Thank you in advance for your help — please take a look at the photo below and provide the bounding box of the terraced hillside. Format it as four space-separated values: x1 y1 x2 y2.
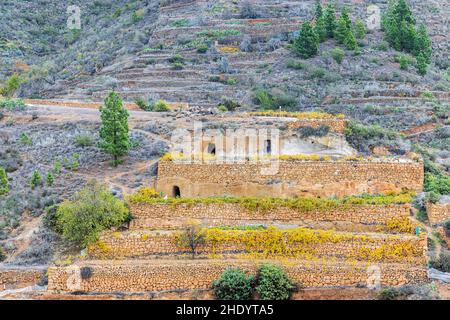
0 0 449 300
13 1 449 106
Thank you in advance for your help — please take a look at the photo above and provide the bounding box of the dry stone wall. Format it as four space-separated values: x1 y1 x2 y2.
156 161 424 198
287 118 348 133
90 230 426 265
47 259 428 293
427 203 450 225
129 203 412 229
0 268 44 290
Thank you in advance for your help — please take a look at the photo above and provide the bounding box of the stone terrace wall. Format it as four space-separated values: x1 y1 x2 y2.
129 203 412 229
91 230 426 265
0 268 45 290
427 203 450 225
156 161 424 198
48 259 428 293
287 118 348 134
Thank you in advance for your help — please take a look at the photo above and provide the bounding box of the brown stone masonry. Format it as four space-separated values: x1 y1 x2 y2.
156 161 424 198
287 118 348 134
90 230 426 266
0 268 45 290
129 203 412 229
47 259 428 293
427 203 450 225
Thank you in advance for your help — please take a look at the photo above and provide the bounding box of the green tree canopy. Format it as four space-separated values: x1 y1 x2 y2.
99 92 130 166
294 21 319 59
56 181 130 247
324 2 337 38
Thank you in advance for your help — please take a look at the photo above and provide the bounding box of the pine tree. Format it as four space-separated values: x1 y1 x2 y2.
315 16 327 42
340 7 352 30
383 0 416 52
324 2 337 38
30 171 42 190
99 92 130 166
294 22 319 59
414 24 432 64
0 167 9 196
344 30 358 50
392 0 415 25
335 16 349 44
315 0 323 20
354 19 366 39
46 172 54 187
416 53 428 76
335 8 355 48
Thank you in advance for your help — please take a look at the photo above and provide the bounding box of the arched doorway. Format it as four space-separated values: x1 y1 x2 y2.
207 143 216 155
172 186 181 198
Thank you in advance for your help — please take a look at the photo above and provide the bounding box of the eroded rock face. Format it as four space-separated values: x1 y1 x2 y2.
281 134 356 157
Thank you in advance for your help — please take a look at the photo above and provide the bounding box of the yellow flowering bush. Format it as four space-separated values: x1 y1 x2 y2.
218 46 239 53
126 187 161 203
127 192 414 210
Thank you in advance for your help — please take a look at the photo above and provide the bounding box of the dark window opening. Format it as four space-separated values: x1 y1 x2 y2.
264 140 272 154
207 143 216 155
173 186 181 198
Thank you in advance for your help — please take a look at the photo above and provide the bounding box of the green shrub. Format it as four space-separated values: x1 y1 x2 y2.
308 67 326 79
354 19 366 39
286 59 306 70
196 42 209 53
328 48 345 64
430 252 450 273
424 172 450 199
75 135 94 147
56 182 130 247
170 18 190 28
30 171 42 190
134 97 149 110
0 167 9 196
213 268 255 300
253 89 296 110
0 98 26 110
378 287 402 300
171 62 184 70
218 105 228 113
256 264 296 300
46 172 54 187
0 74 21 97
344 121 399 154
168 54 184 64
54 160 62 175
416 53 428 75
131 9 145 23
153 100 170 112
218 99 241 111
20 133 32 146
